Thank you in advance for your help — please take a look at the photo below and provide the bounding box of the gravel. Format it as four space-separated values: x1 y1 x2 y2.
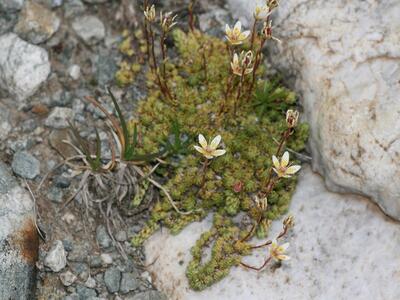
11 150 40 179
104 267 121 293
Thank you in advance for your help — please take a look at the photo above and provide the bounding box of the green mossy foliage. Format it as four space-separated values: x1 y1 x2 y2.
127 30 308 290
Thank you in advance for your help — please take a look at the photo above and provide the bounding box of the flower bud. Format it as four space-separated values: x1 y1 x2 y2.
283 215 295 228
144 5 156 22
286 110 299 128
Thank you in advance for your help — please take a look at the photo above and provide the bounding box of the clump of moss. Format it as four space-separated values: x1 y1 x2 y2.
123 28 308 290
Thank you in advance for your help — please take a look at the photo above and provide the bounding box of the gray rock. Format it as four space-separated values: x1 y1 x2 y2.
51 0 63 7
54 175 71 188
76 284 97 300
0 162 38 300
100 253 113 265
83 0 108 3
89 255 102 268
0 0 24 12
120 272 140 294
64 294 79 300
95 55 117 85
0 33 50 101
115 230 127 242
50 90 73 107
84 276 96 289
45 107 74 129
64 0 85 18
70 262 89 281
47 186 64 203
68 243 90 262
0 104 12 142
104 267 121 293
127 291 167 300
14 1 60 44
60 270 77 286
44 240 67 272
68 64 81 80
72 15 105 45
21 119 37 132
96 225 112 249
12 150 40 179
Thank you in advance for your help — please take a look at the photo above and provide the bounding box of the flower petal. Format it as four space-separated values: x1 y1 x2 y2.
241 30 251 39
234 21 242 31
198 134 207 148
281 151 290 167
194 145 206 154
277 254 290 261
280 242 290 251
272 155 280 169
286 165 301 175
225 24 230 33
212 149 226 157
210 135 222 150
272 167 280 176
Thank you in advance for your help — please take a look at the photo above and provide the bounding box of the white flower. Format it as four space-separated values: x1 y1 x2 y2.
231 51 253 76
272 151 301 178
269 239 290 261
225 21 250 45
194 134 226 159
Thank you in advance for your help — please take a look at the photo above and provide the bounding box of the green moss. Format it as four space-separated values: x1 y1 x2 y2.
122 30 308 290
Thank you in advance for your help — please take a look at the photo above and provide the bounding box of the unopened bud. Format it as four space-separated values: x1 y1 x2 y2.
286 110 299 128
283 215 295 228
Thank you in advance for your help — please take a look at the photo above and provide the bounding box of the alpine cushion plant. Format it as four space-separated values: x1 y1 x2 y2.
111 0 309 291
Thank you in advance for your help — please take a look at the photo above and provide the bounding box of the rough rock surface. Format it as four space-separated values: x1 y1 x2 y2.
14 1 61 44
0 162 38 300
144 166 400 300
72 15 105 45
227 0 400 220
0 33 50 101
44 240 67 272
0 0 25 12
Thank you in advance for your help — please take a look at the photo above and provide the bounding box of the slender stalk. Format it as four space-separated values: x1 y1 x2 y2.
201 44 208 84
188 0 197 32
250 226 288 249
200 159 210 189
148 24 174 103
233 57 248 116
160 31 167 79
249 18 258 51
240 256 272 271
246 37 266 102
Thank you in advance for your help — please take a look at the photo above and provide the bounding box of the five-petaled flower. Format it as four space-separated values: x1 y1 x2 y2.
272 151 301 178
194 134 226 159
269 239 290 261
231 51 254 76
225 21 250 45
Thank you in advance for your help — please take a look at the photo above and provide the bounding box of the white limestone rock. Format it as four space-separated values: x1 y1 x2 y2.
44 240 67 272
72 15 105 45
227 0 400 219
144 166 400 300
0 33 50 101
